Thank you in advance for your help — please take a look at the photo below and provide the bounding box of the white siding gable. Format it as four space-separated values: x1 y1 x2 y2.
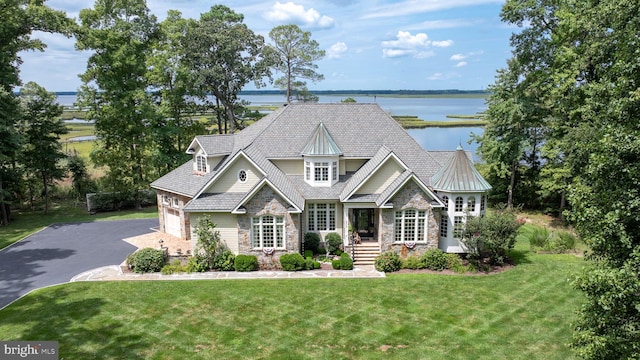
205 157 261 193
355 158 404 195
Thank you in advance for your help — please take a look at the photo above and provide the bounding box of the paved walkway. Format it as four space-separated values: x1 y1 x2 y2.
71 265 385 281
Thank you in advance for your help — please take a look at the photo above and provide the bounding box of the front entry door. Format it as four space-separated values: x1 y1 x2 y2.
353 209 375 239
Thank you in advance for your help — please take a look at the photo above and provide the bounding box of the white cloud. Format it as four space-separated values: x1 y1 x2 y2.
406 18 480 30
381 31 452 58
454 61 468 67
432 40 454 47
327 42 348 59
450 54 467 61
427 72 444 80
265 2 335 28
427 72 461 81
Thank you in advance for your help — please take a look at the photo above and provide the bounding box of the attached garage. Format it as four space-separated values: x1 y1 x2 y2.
164 207 181 238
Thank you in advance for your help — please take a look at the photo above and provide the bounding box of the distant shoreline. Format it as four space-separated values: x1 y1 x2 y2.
52 89 489 98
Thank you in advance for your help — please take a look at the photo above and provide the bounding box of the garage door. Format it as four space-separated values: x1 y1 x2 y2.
165 208 181 238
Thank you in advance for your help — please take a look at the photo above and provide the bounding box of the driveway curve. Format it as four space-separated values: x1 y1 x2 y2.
0 218 158 309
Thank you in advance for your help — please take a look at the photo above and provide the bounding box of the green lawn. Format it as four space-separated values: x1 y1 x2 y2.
0 204 158 250
0 237 584 359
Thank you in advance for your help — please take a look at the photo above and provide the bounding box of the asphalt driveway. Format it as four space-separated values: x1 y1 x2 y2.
0 218 158 310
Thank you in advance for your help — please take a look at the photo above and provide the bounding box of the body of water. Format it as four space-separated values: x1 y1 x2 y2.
56 93 486 158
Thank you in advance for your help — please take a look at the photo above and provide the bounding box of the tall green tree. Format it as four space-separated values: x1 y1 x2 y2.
183 5 273 134
148 10 205 174
0 0 71 224
18 82 67 214
268 24 325 104
75 0 159 208
498 0 640 358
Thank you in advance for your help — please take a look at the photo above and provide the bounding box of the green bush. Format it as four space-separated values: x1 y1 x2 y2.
186 255 209 273
213 250 235 271
549 230 577 253
280 253 307 271
304 232 321 254
234 254 258 272
421 248 448 271
462 209 523 266
127 248 166 273
304 250 314 259
402 255 424 270
332 253 353 270
325 232 343 254
305 257 315 270
161 259 187 275
374 251 402 272
444 253 466 273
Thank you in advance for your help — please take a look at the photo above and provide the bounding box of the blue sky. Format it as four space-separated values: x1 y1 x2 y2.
19 0 513 92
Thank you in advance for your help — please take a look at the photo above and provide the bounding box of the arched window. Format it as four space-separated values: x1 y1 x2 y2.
455 197 464 212
467 196 476 211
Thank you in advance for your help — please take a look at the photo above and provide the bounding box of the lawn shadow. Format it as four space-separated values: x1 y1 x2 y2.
0 285 149 359
509 248 532 265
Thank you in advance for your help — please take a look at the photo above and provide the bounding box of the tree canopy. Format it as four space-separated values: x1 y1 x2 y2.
268 24 325 103
486 0 640 357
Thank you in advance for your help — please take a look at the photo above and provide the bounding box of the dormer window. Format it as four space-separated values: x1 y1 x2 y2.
196 155 207 173
304 157 339 187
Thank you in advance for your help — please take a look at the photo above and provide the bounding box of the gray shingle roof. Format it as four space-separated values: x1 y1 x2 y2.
183 193 246 212
431 146 492 192
152 104 490 209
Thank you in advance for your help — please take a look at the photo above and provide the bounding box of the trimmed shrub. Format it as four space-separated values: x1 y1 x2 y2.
374 251 401 272
325 232 343 254
421 248 448 271
127 248 166 273
234 255 258 272
304 232 321 254
304 250 314 259
280 253 307 271
331 253 353 270
462 208 523 266
213 250 236 271
305 257 315 270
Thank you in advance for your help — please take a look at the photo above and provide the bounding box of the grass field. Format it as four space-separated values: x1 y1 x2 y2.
0 225 585 359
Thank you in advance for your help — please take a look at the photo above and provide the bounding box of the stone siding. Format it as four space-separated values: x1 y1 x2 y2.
379 181 439 258
237 186 301 261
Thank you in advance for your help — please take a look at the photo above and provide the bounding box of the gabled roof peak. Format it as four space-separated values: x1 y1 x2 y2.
300 122 343 156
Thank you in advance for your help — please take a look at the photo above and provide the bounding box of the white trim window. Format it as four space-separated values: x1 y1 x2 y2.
439 215 448 238
467 196 476 212
394 209 428 242
442 196 449 211
238 169 247 183
455 197 464 212
196 155 207 173
332 161 338 181
480 196 486 211
453 216 464 238
307 203 336 231
251 215 285 249
314 162 329 182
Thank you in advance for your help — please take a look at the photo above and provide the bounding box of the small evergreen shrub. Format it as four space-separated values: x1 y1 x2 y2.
325 232 343 254
402 255 424 269
213 250 236 271
186 254 209 273
234 255 258 272
127 248 166 273
374 251 401 272
305 257 315 270
421 248 448 271
304 250 314 259
304 232 321 254
280 253 307 271
339 253 353 270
